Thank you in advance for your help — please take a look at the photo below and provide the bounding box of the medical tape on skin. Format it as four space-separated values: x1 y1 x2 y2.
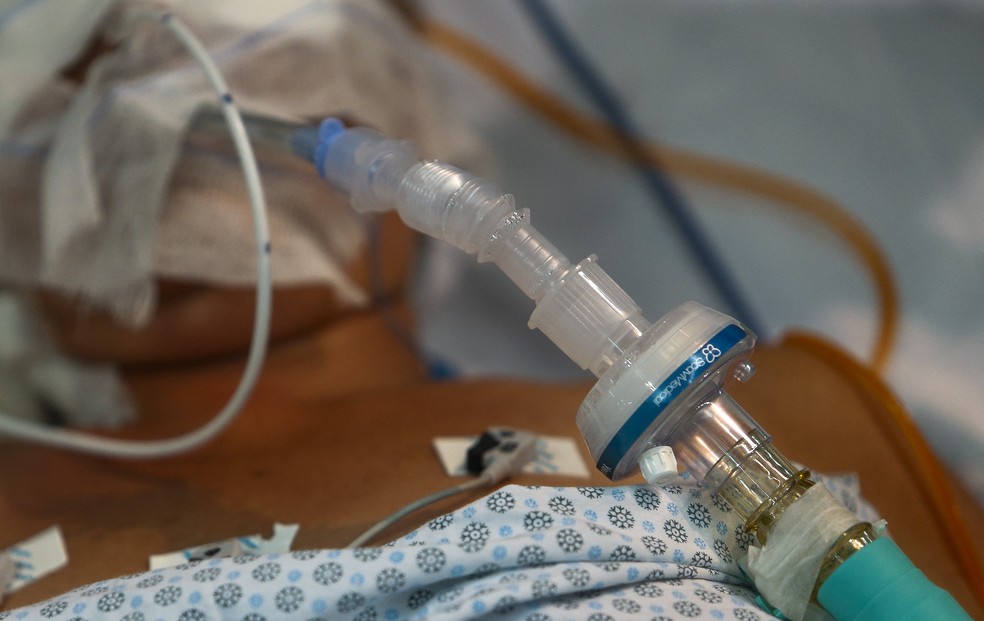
745 484 860 621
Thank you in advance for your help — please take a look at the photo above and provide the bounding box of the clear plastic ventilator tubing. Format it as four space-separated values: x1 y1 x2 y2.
305 118 652 377
304 118 796 512
306 119 971 621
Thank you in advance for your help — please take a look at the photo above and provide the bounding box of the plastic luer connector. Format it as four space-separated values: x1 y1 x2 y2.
310 119 646 377
528 256 651 375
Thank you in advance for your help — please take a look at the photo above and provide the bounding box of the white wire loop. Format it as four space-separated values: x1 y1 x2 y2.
0 11 273 458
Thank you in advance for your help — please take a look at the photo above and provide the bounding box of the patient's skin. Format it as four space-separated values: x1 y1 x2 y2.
35 211 417 366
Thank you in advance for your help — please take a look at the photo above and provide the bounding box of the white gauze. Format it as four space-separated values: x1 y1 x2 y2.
1 0 462 326
745 483 860 621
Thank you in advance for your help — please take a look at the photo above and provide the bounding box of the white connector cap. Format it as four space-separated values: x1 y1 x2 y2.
314 120 417 214
639 446 677 485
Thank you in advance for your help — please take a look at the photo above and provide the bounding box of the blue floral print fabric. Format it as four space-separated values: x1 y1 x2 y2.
4 475 876 620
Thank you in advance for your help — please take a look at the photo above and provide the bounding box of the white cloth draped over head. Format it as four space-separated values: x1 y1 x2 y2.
0 0 461 325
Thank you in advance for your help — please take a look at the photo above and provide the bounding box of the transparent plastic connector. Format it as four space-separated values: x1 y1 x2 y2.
313 120 417 214
311 120 651 375
529 256 652 375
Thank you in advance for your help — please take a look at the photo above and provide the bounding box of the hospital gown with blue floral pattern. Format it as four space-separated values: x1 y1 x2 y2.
3 474 876 620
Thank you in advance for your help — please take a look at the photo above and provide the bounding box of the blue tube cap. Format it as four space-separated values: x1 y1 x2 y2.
817 537 971 621
313 117 346 182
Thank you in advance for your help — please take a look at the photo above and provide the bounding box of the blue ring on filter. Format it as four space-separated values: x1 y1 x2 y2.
596 324 748 479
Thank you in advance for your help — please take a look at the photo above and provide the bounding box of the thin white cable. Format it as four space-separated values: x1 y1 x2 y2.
346 428 539 548
0 11 272 458
347 475 493 549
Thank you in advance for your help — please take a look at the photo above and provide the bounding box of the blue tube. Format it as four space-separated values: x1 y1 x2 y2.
817 537 971 620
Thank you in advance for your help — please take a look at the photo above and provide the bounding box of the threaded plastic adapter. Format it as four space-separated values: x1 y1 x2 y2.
817 537 971 620
310 119 652 374
529 256 650 376
312 119 417 214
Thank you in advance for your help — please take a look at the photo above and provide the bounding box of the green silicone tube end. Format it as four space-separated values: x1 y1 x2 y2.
817 537 971 621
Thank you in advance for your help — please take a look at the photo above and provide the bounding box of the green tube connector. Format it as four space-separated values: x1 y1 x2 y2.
817 537 971 620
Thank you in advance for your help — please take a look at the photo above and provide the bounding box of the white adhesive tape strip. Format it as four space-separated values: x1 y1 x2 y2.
2 526 68 594
746 484 859 621
432 435 590 477
148 523 299 570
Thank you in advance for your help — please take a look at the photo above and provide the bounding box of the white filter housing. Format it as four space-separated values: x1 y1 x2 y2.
577 302 756 481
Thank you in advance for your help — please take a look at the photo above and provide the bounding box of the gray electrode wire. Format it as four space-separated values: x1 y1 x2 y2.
347 476 491 549
347 429 539 548
0 11 273 458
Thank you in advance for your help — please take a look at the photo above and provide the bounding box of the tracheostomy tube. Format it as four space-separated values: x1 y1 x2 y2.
299 118 970 621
